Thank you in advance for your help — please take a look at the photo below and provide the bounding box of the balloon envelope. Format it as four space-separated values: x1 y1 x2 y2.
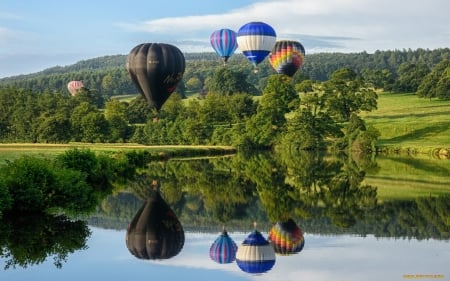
210 29 238 63
209 230 237 264
236 230 275 274
268 218 305 255
67 80 84 96
126 190 184 260
126 43 186 111
237 22 277 67
269 40 306 77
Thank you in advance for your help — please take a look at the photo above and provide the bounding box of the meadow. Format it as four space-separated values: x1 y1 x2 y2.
362 92 450 154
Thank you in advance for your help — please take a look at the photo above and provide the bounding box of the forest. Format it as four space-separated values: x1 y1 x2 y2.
0 48 449 151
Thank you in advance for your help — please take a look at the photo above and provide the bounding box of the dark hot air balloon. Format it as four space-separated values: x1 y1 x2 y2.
268 218 305 255
126 43 185 111
126 187 184 260
236 226 276 274
237 22 277 69
210 29 238 64
67 80 84 96
209 229 237 264
269 40 305 77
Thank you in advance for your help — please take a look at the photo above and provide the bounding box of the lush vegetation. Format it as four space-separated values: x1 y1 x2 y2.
0 148 151 217
0 48 449 153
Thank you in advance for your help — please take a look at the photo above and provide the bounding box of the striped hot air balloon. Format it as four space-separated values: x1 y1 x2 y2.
67 80 84 96
268 218 305 255
236 229 276 274
237 21 277 68
210 29 238 64
209 229 237 264
269 40 306 77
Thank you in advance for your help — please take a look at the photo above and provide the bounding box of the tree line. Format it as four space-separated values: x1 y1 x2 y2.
0 48 449 151
1 48 449 97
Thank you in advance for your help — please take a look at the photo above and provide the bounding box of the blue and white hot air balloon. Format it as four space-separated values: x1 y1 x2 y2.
236 21 277 69
236 229 276 274
209 229 237 264
210 29 238 64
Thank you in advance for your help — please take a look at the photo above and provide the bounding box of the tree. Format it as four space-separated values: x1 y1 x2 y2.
206 67 258 95
105 100 129 142
417 60 450 99
393 62 430 92
245 75 298 148
36 112 71 143
323 68 378 122
80 112 109 143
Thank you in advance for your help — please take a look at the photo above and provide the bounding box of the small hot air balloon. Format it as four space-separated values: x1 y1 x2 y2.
236 227 276 274
269 40 306 77
67 80 84 96
125 187 184 260
209 229 237 264
126 43 186 111
210 29 238 64
268 218 305 255
237 21 277 69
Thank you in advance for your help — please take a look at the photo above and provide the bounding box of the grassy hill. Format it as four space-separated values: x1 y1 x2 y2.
362 92 450 154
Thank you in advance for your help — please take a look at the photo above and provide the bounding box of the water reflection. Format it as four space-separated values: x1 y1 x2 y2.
2 150 449 279
0 213 90 269
125 180 184 260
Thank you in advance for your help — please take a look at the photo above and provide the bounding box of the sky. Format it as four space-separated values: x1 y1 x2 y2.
2 228 449 281
1 0 449 78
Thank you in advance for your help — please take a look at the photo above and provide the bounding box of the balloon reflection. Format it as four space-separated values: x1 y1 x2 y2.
268 218 305 256
126 181 184 260
209 228 237 264
236 224 276 274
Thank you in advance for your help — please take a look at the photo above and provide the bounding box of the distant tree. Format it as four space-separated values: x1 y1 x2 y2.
206 67 258 95
417 59 450 99
393 62 430 92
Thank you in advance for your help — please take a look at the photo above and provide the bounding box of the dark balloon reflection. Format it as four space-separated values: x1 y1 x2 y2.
125 182 184 260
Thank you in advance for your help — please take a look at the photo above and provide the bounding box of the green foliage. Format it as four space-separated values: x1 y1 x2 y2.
206 67 258 95
0 213 91 269
417 59 450 100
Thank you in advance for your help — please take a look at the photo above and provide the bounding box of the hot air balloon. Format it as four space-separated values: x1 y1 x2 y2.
268 218 305 255
126 43 186 111
269 40 306 77
237 21 277 69
236 227 276 274
209 229 237 264
125 187 184 260
67 80 84 96
210 29 238 64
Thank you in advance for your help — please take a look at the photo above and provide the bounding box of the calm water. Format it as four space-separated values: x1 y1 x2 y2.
1 152 449 280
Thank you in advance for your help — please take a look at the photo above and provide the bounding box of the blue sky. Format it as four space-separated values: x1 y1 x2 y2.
1 0 449 78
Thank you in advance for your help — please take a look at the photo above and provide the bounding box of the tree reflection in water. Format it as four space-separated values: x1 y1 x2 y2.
0 213 91 269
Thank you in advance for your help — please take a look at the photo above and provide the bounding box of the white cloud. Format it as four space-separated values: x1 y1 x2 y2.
118 0 450 53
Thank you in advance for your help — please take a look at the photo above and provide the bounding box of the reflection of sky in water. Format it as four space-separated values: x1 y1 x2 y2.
2 227 449 281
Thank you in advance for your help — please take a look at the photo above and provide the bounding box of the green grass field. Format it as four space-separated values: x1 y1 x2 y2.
362 92 450 153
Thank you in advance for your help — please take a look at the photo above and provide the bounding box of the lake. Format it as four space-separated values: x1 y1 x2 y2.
1 151 449 280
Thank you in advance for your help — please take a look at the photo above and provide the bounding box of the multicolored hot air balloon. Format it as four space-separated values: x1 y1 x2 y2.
268 218 305 255
125 188 184 260
67 80 84 96
210 29 238 64
209 229 237 264
237 21 277 69
126 43 186 111
236 228 276 274
269 40 306 77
